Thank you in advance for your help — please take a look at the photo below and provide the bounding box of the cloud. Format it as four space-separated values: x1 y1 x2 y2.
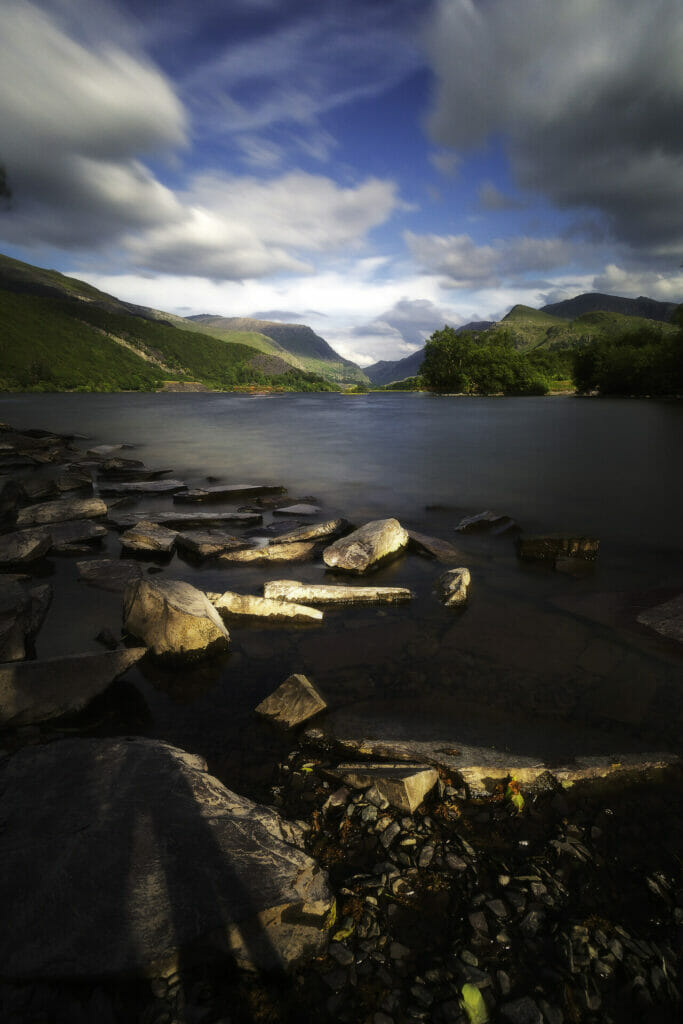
355 298 463 347
0 0 186 248
425 0 683 253
405 231 587 288
592 264 683 303
478 182 524 212
125 172 402 278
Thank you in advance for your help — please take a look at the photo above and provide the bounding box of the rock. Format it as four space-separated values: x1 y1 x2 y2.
174 483 285 503
273 503 322 516
263 580 414 605
328 763 438 814
44 519 108 550
437 567 471 606
219 542 316 565
408 530 463 564
273 519 349 544
123 578 230 659
516 535 600 561
87 443 134 457
0 579 52 661
99 480 187 496
500 997 543 1024
455 510 518 533
56 466 93 492
0 737 332 977
255 674 327 727
0 478 22 520
108 510 262 530
175 530 252 558
78 558 144 592
0 647 145 727
0 528 51 566
16 496 108 526
211 591 323 623
98 467 173 482
323 518 409 574
120 520 178 555
637 594 683 643
19 476 57 502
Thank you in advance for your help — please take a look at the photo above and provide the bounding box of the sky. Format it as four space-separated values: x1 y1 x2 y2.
1 0 682 367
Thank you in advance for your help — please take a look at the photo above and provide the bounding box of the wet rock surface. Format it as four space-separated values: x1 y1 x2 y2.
219 541 317 564
255 673 328 728
123 578 230 659
264 580 414 605
438 567 471 606
211 590 323 623
16 495 108 526
323 518 409 574
119 519 179 555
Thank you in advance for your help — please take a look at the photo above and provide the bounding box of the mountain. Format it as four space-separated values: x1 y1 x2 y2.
541 292 678 323
0 254 337 392
364 321 494 385
187 315 368 386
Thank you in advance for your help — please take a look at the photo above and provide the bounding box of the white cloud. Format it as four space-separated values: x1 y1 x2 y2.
425 0 683 252
592 265 683 303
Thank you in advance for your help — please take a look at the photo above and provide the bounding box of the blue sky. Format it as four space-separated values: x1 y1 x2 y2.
1 0 681 365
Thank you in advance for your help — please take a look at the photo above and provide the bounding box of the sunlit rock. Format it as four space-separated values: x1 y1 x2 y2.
328 762 438 814
437 567 471 606
123 578 230 659
255 673 327 727
120 520 178 555
273 518 348 544
0 737 333 977
322 517 408 573
16 496 107 527
219 542 316 565
263 580 413 605
211 591 322 623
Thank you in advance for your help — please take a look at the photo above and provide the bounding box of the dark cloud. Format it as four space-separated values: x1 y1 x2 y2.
425 0 683 254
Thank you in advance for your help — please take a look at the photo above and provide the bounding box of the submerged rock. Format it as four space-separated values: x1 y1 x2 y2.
637 593 683 643
274 503 322 516
0 647 145 727
455 510 518 533
408 530 463 564
45 518 108 551
16 496 107 527
174 483 285 503
438 567 471 606
77 558 144 593
123 578 230 659
328 762 438 814
0 737 333 977
119 520 178 555
517 535 600 561
219 542 316 565
255 673 327 728
99 479 187 497
322 518 409 574
0 528 51 567
263 580 414 605
211 591 323 623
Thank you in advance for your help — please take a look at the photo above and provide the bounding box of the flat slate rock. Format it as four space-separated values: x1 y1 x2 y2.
455 510 518 533
323 517 409 573
219 542 316 565
55 467 93 492
263 580 414 605
98 479 187 496
0 528 51 567
637 593 683 643
176 530 253 558
0 647 145 728
408 530 463 564
517 535 600 561
77 558 144 593
437 567 471 606
97 467 174 483
108 510 262 530
273 503 322 516
120 520 178 555
211 591 322 623
16 496 108 527
273 518 348 544
306 697 678 796
255 673 327 727
123 578 230 659
0 737 333 978
44 519 108 549
174 483 285 503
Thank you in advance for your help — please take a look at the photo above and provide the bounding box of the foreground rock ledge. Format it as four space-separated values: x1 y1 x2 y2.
0 647 145 727
123 578 230 658
323 518 409 574
0 737 333 979
264 580 414 605
210 591 323 623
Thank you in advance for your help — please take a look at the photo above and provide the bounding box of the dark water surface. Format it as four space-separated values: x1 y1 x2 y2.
2 392 682 795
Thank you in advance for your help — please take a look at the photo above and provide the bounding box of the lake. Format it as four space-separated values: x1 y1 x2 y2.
2 391 682 796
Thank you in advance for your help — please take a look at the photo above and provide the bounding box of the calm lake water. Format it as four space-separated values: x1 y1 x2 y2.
2 392 682 795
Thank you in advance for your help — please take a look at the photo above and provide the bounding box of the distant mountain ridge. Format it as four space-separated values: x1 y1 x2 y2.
541 292 678 322
364 320 494 385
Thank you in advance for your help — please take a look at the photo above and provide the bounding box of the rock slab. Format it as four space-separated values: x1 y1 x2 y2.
123 578 230 658
0 737 333 978
438 567 471 606
517 535 600 561
322 518 409 573
0 647 145 727
329 762 439 813
0 528 51 566
120 520 178 555
211 591 323 623
219 542 316 565
255 673 327 728
17 496 107 527
263 580 414 605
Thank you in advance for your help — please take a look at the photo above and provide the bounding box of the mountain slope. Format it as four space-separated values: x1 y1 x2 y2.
541 292 677 323
0 254 336 392
188 315 368 385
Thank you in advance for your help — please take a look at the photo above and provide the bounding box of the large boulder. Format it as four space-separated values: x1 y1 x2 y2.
0 737 333 978
322 518 409 573
123 578 230 658
0 647 145 727
0 579 52 661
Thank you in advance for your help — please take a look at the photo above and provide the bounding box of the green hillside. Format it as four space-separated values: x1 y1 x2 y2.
496 305 678 352
0 255 338 392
